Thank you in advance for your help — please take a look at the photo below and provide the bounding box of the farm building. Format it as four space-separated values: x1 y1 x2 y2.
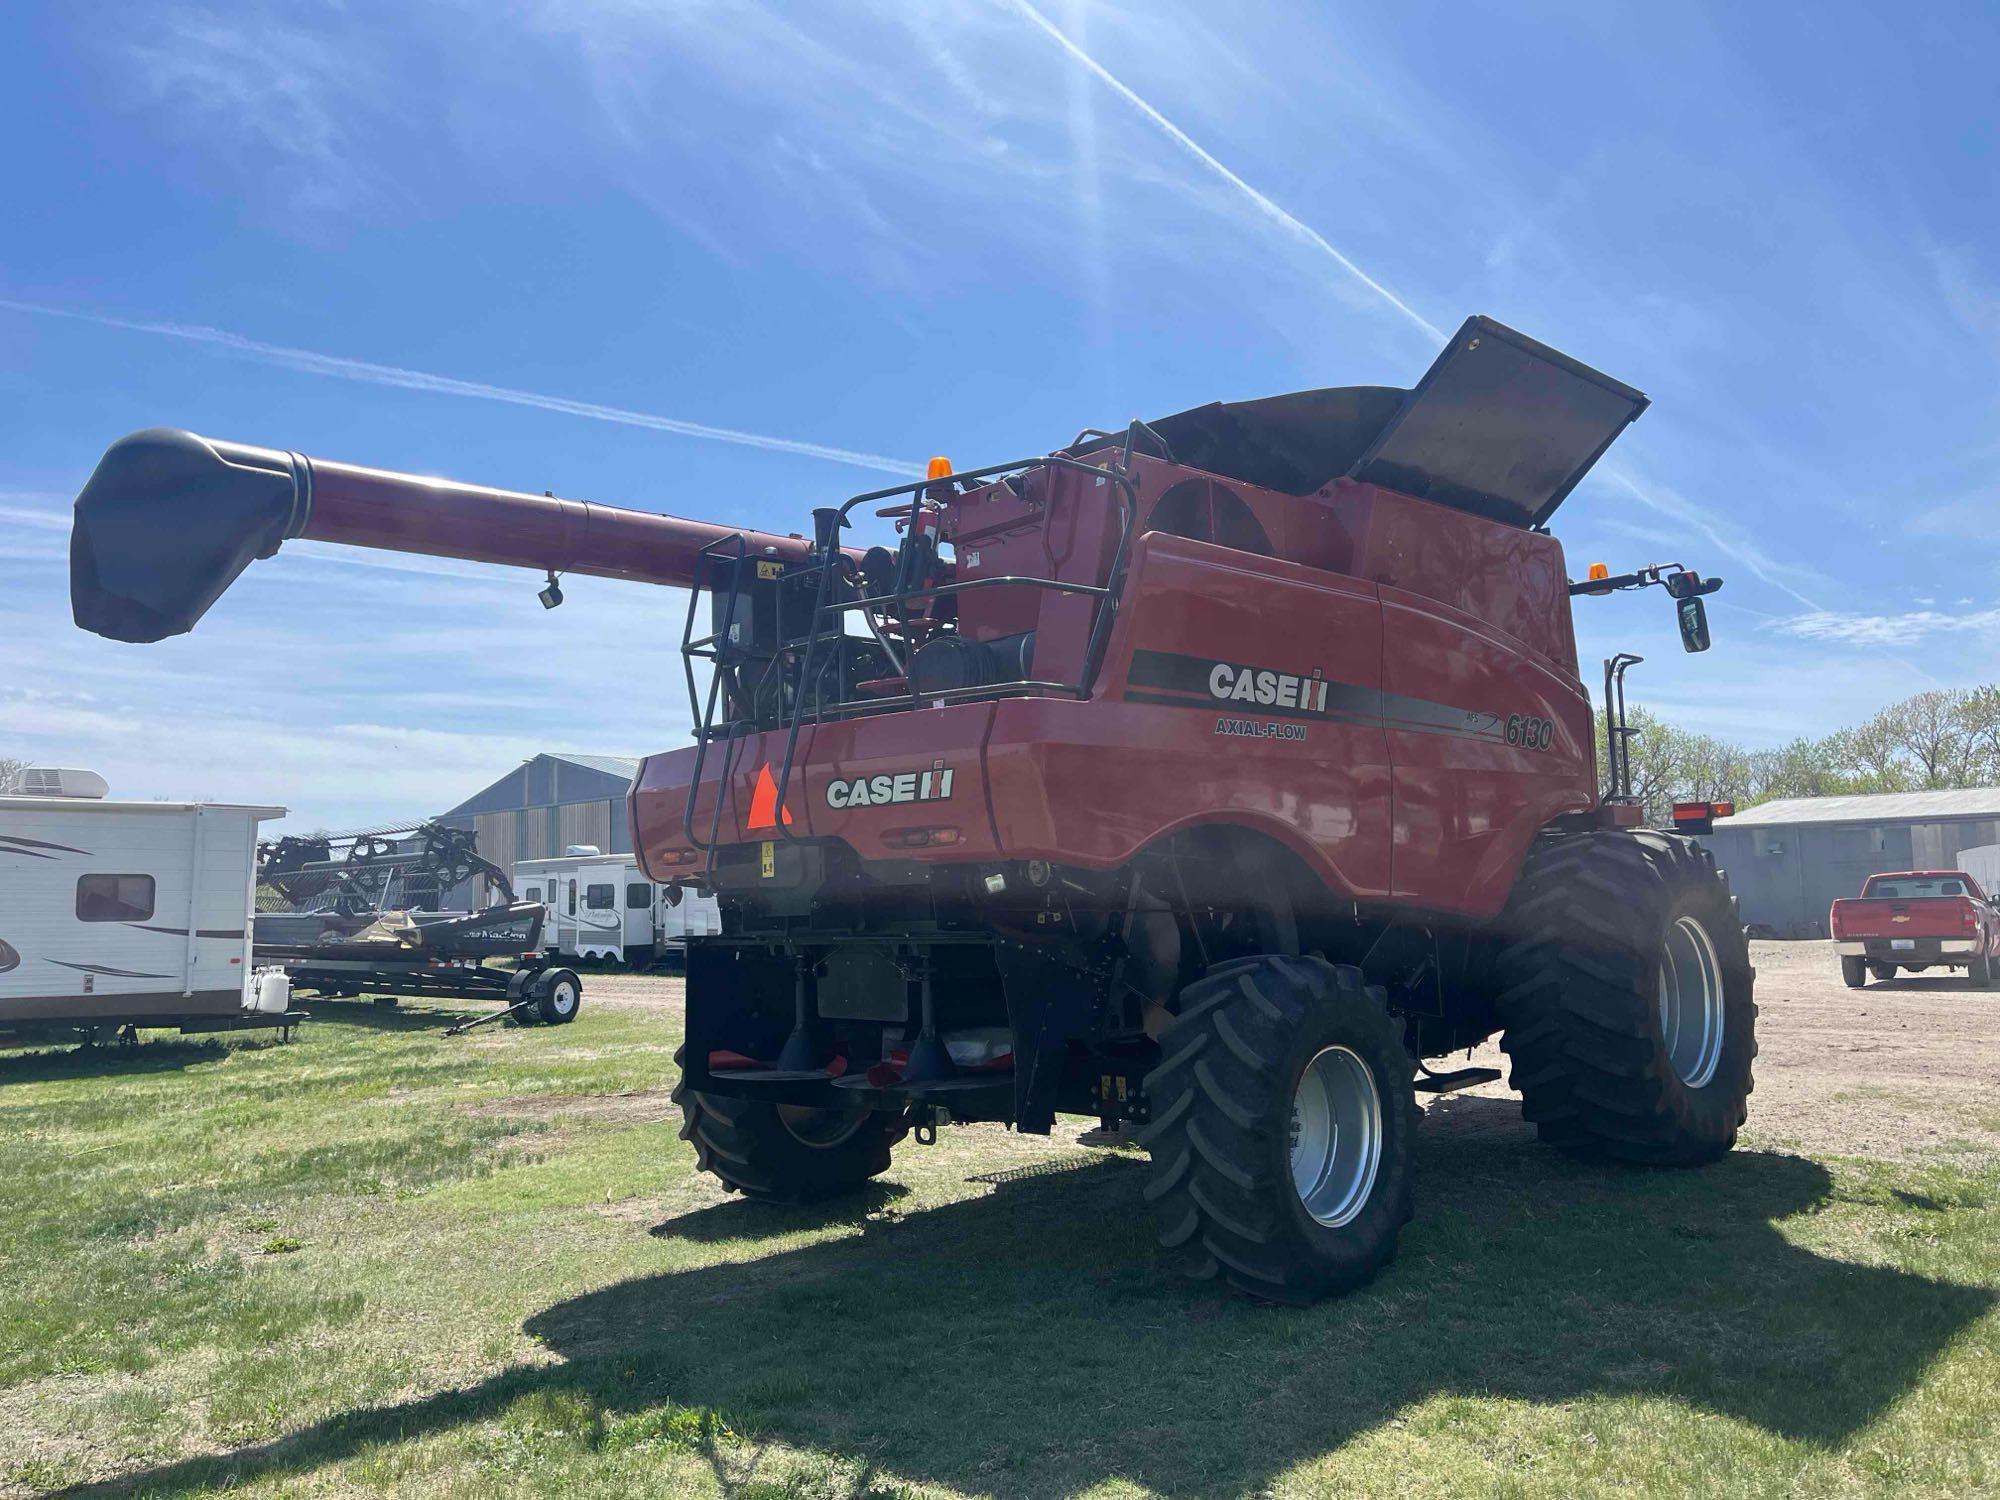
434 752 640 906
1703 789 2000 938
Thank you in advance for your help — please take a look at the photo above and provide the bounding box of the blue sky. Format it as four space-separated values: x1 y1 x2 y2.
2 0 1996 832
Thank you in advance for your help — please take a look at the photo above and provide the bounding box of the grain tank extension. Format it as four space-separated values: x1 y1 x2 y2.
69 316 1754 1302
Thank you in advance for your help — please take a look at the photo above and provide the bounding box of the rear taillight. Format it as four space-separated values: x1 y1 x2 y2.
1672 800 1733 835
1962 899 1979 934
881 825 963 849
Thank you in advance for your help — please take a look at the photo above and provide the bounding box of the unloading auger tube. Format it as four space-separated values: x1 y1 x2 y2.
69 427 848 642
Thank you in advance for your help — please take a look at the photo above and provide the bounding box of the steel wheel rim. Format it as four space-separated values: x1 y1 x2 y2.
550 981 578 1016
1289 1045 1383 1228
776 1104 868 1149
1659 914 1724 1088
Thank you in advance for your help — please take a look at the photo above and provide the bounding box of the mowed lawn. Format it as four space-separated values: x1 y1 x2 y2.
4 983 1999 1498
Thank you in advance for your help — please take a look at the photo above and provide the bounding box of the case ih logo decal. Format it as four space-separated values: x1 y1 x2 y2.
1206 661 1332 713
1125 649 1522 747
826 762 956 810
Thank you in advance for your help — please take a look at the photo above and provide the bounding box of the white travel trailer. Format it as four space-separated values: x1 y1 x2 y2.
0 769 295 1042
514 847 721 965
1961 844 2000 900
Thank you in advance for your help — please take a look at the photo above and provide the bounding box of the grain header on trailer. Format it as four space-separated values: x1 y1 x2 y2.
68 316 1754 1301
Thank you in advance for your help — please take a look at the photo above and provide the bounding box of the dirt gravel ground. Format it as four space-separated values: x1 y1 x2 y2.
585 938 2000 1164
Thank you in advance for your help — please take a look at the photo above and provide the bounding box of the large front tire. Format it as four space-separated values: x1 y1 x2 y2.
1495 831 1756 1166
672 1047 904 1202
1142 956 1416 1304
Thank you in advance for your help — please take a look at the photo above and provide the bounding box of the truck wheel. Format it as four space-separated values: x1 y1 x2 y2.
1140 956 1416 1304
1841 955 1867 988
1969 954 1995 989
672 1046 905 1202
1495 832 1756 1166
534 969 582 1025
1868 961 1898 983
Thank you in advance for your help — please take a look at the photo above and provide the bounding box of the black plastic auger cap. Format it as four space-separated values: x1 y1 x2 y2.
70 428 303 642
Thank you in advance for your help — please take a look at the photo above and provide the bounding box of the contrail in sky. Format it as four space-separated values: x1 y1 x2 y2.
999 2 1825 610
0 299 921 477
998 0 1445 344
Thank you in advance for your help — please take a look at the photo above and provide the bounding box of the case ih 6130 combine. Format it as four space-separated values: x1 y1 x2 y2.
70 316 1753 1302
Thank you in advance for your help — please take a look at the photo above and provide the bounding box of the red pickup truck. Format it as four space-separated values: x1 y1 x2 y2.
1831 871 1999 988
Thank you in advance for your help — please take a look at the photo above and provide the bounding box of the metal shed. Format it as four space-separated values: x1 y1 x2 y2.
1701 789 2000 938
433 753 641 907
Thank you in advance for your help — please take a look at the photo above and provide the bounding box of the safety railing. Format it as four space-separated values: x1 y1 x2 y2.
679 429 1150 857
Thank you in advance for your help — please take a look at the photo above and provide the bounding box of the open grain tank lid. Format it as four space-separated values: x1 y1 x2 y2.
1136 315 1649 529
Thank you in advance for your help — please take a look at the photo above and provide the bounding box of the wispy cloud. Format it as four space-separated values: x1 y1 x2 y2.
121 5 372 214
1596 466 1825 611
1929 244 2000 353
0 300 920 476
0 495 71 531
1775 606 2000 647
1909 494 2000 544
995 1 1827 613
998 0 1445 344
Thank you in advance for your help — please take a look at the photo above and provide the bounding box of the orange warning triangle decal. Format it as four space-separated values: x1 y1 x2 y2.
746 763 794 830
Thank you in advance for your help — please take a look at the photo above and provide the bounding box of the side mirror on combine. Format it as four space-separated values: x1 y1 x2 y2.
1570 561 1723 653
1677 594 1712 653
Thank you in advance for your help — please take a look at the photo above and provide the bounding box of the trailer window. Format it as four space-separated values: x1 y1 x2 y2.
586 883 616 909
523 883 542 902
76 874 155 922
567 880 577 915
626 883 652 910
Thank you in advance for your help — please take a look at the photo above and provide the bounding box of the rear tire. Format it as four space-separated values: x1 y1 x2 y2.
1495 831 1756 1166
1841 955 1867 988
1868 961 1898 983
673 1046 905 1202
1141 956 1416 1304
1969 953 1995 989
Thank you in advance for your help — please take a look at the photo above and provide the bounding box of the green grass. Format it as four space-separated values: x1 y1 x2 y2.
2 996 1998 1498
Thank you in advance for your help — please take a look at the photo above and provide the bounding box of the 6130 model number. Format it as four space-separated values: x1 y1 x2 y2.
1506 713 1555 751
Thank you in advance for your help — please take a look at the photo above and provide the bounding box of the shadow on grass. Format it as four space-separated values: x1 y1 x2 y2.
59 1095 1998 1498
646 1182 915 1245
0 1036 233 1085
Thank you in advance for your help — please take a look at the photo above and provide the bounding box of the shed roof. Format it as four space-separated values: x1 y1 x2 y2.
436 752 642 821
1714 788 2000 828
548 753 641 779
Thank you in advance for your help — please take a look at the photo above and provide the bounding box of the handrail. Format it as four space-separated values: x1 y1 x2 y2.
681 533 749 860
678 430 1147 857
769 446 1141 841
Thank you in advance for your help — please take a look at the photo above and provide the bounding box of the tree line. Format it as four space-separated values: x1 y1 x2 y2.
1604 685 2000 825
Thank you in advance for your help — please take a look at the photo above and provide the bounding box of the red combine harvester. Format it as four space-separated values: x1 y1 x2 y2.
69 316 1753 1302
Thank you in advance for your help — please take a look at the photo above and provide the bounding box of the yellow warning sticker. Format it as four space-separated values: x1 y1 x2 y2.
760 841 776 879
756 559 784 580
